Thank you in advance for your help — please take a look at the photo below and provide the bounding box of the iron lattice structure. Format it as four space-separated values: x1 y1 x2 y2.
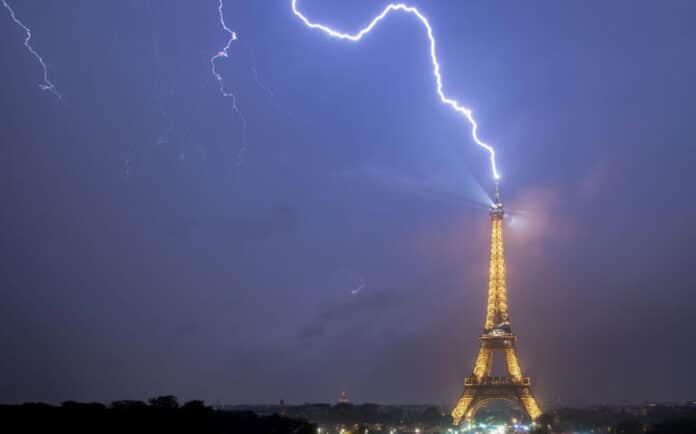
451 189 541 425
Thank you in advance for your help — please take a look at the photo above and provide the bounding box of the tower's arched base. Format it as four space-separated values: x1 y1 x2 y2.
451 378 541 425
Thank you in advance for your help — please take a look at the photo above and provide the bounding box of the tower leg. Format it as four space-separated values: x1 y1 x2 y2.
518 388 542 420
504 347 523 381
472 347 493 380
451 391 476 425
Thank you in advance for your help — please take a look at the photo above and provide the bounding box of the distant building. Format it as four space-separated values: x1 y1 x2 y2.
338 392 350 404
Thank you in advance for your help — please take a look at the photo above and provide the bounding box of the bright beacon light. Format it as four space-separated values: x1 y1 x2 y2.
291 0 500 179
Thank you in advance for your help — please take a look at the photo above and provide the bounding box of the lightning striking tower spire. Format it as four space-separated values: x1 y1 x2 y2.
291 0 500 180
2 0 61 99
450 189 542 424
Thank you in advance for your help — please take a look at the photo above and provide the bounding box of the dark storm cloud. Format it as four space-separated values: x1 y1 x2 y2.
157 207 298 243
298 288 403 340
335 161 492 205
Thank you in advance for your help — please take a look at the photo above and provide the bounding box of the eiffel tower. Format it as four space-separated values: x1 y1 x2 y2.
451 184 541 425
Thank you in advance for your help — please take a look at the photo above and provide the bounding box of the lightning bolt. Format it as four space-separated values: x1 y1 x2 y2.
2 0 61 99
250 66 275 99
210 0 248 166
350 279 366 296
291 0 500 179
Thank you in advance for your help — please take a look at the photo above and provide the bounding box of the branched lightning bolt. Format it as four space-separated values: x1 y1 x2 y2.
250 66 275 99
2 0 61 99
211 0 248 166
291 0 500 179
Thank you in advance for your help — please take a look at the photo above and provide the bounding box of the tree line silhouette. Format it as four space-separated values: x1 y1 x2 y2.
0 396 315 434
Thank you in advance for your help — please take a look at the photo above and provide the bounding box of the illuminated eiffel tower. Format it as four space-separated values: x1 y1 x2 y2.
451 184 542 425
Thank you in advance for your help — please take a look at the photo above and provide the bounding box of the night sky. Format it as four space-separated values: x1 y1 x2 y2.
1 0 695 408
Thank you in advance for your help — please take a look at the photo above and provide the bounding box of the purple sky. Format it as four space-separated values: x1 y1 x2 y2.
1 0 695 407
